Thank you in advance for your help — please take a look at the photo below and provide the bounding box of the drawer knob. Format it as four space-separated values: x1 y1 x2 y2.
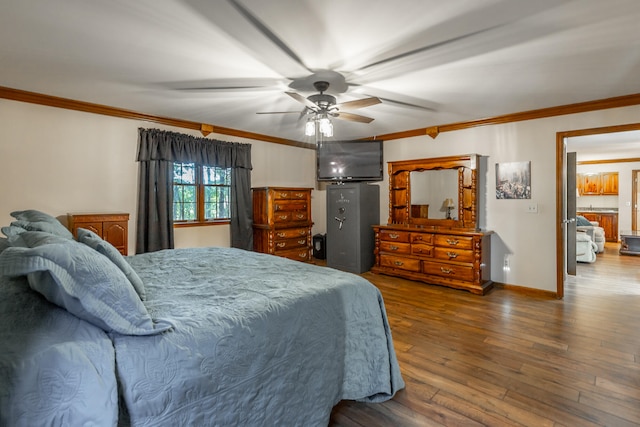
446 238 460 245
447 252 458 258
389 233 400 239
394 260 404 266
440 267 454 274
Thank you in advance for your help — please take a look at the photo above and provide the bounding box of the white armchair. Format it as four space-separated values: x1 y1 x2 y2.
576 221 605 253
576 231 597 263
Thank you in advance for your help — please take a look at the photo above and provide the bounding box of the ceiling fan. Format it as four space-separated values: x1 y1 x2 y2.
257 80 381 124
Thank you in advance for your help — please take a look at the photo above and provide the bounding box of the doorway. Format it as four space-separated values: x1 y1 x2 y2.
556 124 640 298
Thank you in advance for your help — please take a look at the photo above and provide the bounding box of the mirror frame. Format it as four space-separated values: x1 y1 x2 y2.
387 154 479 230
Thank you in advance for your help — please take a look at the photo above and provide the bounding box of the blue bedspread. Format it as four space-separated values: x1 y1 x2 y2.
0 276 118 426
0 246 403 426
118 247 404 426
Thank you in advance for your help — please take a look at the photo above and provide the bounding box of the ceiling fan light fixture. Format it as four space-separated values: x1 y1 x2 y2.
319 116 333 137
305 118 316 136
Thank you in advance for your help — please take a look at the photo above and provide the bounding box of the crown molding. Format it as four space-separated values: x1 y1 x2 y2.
0 86 308 148
3 85 640 148
374 93 640 141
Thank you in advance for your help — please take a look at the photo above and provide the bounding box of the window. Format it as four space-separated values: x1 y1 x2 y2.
173 162 231 225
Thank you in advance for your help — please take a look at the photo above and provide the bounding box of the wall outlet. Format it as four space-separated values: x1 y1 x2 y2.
527 203 538 213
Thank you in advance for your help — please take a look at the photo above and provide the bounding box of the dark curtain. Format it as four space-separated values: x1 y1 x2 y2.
136 128 253 254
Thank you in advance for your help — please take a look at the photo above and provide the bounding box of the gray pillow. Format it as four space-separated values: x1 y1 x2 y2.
0 240 172 336
576 215 593 227
76 228 146 300
0 238 8 254
1 225 27 238
11 219 73 239
11 209 62 223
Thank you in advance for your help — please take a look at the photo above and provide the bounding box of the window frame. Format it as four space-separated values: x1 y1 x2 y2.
173 162 231 227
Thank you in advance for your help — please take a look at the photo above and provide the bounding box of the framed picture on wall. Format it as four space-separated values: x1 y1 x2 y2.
495 161 531 199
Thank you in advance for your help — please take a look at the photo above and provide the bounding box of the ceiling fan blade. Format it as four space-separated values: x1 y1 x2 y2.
334 112 374 124
227 0 311 73
351 85 440 112
335 97 381 110
256 111 303 115
285 91 318 110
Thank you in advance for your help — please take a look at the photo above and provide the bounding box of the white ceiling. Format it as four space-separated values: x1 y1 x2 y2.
1 0 640 144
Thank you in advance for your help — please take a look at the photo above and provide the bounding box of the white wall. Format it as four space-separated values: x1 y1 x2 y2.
2 97 639 292
0 99 316 254
383 105 640 292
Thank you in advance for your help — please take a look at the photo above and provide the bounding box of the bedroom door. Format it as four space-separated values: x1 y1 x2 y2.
566 151 577 276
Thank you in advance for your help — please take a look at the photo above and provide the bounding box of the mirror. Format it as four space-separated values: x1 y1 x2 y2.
410 170 458 220
387 154 479 229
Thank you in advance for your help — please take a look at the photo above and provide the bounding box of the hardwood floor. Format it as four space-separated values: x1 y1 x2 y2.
329 243 640 426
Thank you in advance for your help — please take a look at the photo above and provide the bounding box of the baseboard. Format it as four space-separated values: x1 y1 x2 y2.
492 282 559 299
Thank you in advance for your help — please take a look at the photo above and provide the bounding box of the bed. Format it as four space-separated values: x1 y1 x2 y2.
0 210 404 426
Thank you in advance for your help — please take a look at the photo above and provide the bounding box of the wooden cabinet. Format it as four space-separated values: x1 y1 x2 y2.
577 172 618 195
600 172 618 195
372 225 492 295
252 187 313 262
67 213 129 255
577 211 618 242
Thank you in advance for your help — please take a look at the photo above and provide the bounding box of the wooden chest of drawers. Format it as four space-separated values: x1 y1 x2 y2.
252 187 313 262
67 212 129 255
372 225 492 295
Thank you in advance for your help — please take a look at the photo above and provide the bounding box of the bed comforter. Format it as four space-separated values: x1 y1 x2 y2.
1 247 403 426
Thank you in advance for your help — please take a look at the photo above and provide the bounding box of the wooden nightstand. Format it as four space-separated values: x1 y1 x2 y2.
67 213 129 255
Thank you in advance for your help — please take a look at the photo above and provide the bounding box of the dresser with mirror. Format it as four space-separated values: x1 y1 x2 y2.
372 154 493 295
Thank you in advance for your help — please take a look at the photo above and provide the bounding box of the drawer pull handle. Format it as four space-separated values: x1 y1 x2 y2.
299 252 307 258
389 233 400 239
276 232 286 238
440 267 454 274
447 252 458 258
298 230 306 236
298 239 306 245
279 192 288 198
294 193 305 198
278 215 288 220
390 245 399 251
295 214 305 219
394 261 404 266
446 239 460 245
277 242 286 248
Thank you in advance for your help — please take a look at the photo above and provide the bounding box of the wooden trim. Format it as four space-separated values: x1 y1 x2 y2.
3 84 640 148
492 282 559 299
0 85 309 148
556 121 640 299
375 93 640 141
555 133 565 299
577 157 640 165
173 220 230 228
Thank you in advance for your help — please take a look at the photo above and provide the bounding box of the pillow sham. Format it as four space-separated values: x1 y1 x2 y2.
11 209 62 224
1 225 27 238
0 241 172 336
576 215 593 227
0 238 8 254
76 228 146 300
10 219 73 239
